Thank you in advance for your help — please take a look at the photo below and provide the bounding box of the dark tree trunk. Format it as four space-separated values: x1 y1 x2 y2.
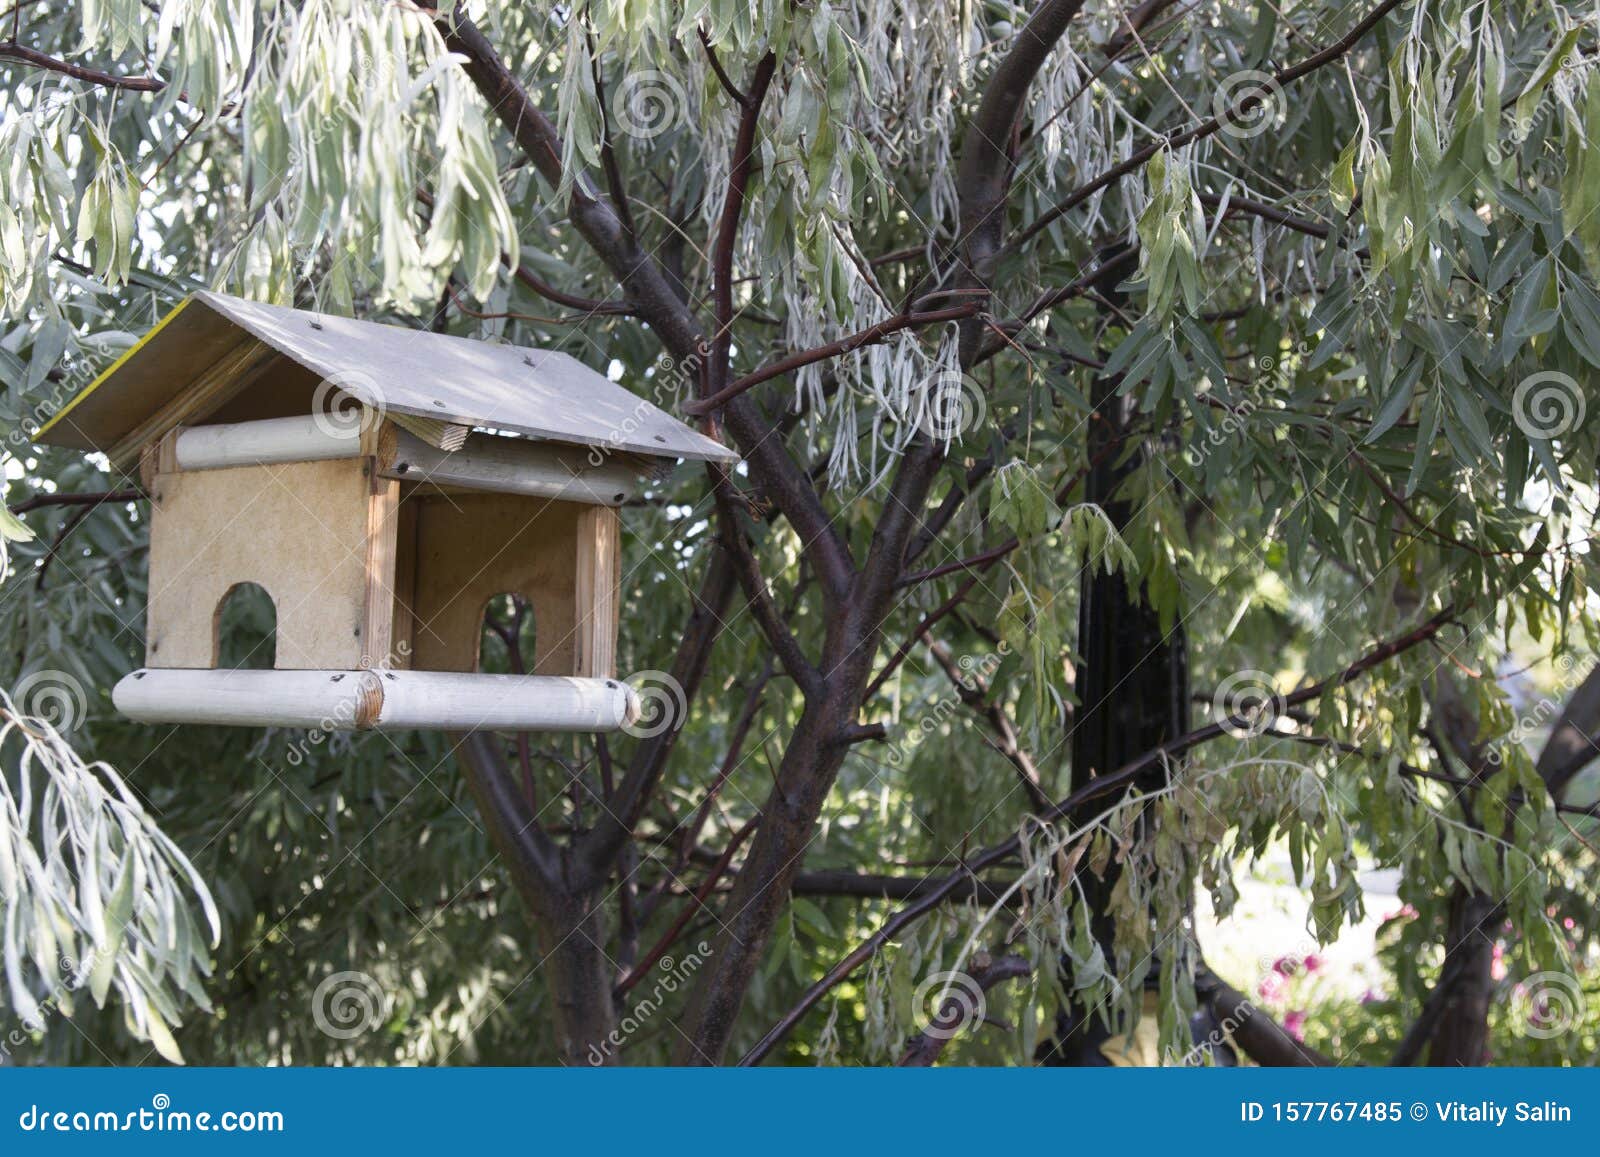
1041 249 1190 1064
1427 888 1496 1066
456 732 619 1065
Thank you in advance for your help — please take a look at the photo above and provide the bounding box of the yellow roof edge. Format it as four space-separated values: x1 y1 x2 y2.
33 296 197 442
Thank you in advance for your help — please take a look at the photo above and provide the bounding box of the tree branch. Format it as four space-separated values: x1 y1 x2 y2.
8 489 142 515
684 304 979 416
1199 963 1333 1066
431 8 703 357
1011 0 1406 251
0 42 166 91
696 26 750 108
741 604 1458 1063
898 953 1032 1065
790 870 1015 905
616 816 760 996
578 545 740 877
948 0 1090 361
454 731 562 898
928 639 1053 812
713 475 823 695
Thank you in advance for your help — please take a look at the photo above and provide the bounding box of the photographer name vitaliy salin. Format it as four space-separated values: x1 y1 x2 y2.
1435 1101 1572 1126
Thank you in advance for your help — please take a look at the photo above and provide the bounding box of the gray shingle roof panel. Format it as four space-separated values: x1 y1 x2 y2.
39 290 737 464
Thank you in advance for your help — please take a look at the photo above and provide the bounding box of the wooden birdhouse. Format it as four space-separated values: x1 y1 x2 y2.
36 291 736 733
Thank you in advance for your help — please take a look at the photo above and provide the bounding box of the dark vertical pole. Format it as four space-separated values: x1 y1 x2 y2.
1041 244 1191 1064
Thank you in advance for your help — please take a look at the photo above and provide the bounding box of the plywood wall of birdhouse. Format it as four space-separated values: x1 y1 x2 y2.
145 457 376 670
401 493 599 676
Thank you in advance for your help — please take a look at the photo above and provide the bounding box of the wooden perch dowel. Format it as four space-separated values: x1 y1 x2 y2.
171 414 365 470
113 669 640 732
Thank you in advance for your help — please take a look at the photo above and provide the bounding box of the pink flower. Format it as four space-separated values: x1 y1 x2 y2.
1283 1010 1306 1041
1491 944 1507 981
1302 954 1323 974
1360 988 1383 1005
1563 917 1576 930
1272 955 1300 977
1257 973 1285 1003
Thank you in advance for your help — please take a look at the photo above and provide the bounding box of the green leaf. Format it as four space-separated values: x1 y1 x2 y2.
1364 355 1423 443
90 853 138 1005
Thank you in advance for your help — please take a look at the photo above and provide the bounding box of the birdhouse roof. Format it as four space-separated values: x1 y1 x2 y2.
35 290 737 464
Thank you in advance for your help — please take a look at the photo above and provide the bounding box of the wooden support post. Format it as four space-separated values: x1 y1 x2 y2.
574 505 621 678
362 462 401 669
